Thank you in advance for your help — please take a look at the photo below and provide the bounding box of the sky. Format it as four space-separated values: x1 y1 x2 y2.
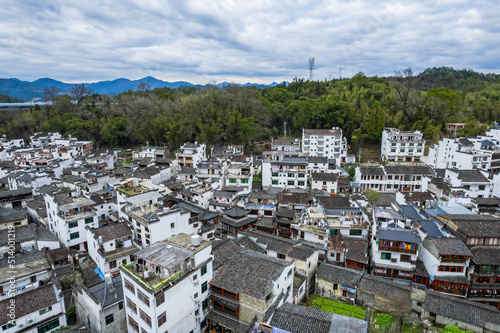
1 0 499 84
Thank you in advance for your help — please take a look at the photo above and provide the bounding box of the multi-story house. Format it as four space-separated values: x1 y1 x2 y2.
355 165 433 192
310 173 338 194
0 251 52 301
371 225 421 281
302 128 347 167
243 229 318 295
73 275 126 333
436 214 500 308
271 138 301 153
86 222 140 275
118 187 198 248
444 169 491 199
196 161 226 183
30 132 62 147
261 157 308 190
208 248 294 331
0 283 67 333
120 234 213 333
216 206 257 238
45 192 98 251
176 142 206 169
225 157 252 191
306 156 329 174
381 128 425 162
416 238 472 297
245 190 279 218
428 137 492 172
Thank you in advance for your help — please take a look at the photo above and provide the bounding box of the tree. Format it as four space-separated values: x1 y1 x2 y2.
101 117 128 147
137 82 151 96
393 67 418 116
70 84 94 106
43 86 61 106
364 188 379 203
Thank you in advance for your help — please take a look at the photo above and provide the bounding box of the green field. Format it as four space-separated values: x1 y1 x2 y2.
309 295 366 320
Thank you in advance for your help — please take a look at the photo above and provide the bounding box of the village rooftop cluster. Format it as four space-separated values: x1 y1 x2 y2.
2 125 500 332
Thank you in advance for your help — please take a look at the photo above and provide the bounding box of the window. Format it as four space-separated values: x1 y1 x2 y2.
39 306 52 315
128 316 139 332
272 180 278 185
202 299 209 310
438 266 464 272
37 318 60 333
68 221 78 228
109 260 117 269
400 255 411 263
85 217 94 224
126 297 137 313
137 290 150 307
287 180 294 186
156 293 165 306
118 301 123 310
139 309 152 327
298 181 305 186
171 222 175 229
69 232 79 240
272 173 278 177
349 230 362 236
158 311 167 327
194 292 198 299
318 235 324 240
3 323 16 330
479 185 486 191
229 179 236 184
124 279 135 294
277 253 286 259
241 179 249 184
30 275 37 283
202 281 208 293
201 265 207 276
298 173 305 178
380 252 391 260
105 314 114 325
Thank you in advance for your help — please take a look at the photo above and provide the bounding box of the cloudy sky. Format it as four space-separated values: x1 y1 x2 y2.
1 0 498 84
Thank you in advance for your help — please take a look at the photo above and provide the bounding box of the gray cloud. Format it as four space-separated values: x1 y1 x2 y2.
0 0 499 84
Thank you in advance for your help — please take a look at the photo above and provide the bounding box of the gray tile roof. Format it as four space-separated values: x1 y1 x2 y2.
423 238 472 259
358 274 412 308
311 173 338 182
437 214 500 237
308 156 328 164
212 239 245 270
359 167 384 176
87 222 133 243
319 196 350 209
0 223 36 246
244 229 316 260
0 283 59 326
457 170 490 183
424 290 500 327
343 237 369 264
384 165 434 175
470 246 500 265
233 236 267 254
376 228 421 244
317 263 364 287
0 207 27 223
270 303 368 333
223 205 251 218
88 276 123 309
210 248 292 299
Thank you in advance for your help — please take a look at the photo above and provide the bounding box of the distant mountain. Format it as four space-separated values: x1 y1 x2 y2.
0 77 282 101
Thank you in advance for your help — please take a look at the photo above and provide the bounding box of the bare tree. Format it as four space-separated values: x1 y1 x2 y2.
70 83 94 106
43 86 61 106
137 81 151 96
393 67 419 116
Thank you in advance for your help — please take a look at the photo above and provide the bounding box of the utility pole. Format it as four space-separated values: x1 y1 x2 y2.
358 147 361 165
284 121 287 139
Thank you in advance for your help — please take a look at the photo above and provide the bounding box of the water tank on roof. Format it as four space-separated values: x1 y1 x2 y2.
191 234 201 247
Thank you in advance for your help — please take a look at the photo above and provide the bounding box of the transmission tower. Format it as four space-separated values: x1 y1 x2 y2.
309 57 315 81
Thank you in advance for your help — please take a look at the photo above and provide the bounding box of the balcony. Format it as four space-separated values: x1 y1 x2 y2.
212 303 239 319
378 245 417 254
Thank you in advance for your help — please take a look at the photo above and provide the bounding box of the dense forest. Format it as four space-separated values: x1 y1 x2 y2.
1 67 499 152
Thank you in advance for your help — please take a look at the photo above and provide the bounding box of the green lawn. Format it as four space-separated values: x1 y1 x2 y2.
372 313 395 333
309 295 366 320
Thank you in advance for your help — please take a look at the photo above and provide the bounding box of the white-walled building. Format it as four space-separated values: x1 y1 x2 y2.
381 128 425 162
427 137 491 172
120 234 213 333
45 193 98 251
261 157 308 190
444 169 491 199
355 165 434 192
0 283 67 333
86 223 140 275
310 173 338 194
271 138 301 153
302 128 347 167
176 142 206 169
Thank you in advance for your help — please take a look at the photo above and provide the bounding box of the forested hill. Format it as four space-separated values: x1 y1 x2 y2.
1 66 499 151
